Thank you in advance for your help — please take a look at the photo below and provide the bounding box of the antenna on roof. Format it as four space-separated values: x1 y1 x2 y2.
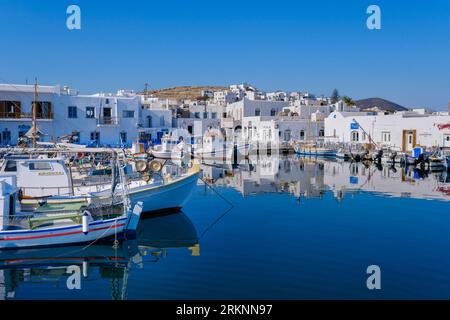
32 77 38 148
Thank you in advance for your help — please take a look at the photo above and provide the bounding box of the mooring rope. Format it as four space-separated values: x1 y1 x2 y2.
197 176 235 238
199 176 234 207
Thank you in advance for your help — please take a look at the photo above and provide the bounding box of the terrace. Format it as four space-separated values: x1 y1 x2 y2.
0 100 53 120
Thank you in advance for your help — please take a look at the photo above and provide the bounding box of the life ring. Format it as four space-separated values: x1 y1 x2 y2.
78 152 86 159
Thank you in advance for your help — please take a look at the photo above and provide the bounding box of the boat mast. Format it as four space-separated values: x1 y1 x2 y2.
307 104 311 144
32 78 38 148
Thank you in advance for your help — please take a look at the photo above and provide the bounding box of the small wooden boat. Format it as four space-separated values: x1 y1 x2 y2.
294 143 337 157
0 175 143 250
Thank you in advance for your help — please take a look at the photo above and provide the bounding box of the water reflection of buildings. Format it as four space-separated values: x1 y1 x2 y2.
202 155 326 199
323 161 450 201
201 155 450 202
0 212 199 300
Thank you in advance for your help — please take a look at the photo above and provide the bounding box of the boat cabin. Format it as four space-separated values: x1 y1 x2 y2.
0 158 72 198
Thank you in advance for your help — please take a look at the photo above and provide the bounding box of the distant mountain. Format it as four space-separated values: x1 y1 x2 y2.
354 97 407 112
141 86 227 101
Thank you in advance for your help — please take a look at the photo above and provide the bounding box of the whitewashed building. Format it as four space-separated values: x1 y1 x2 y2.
226 98 289 122
324 109 450 151
213 90 238 106
0 83 172 147
174 102 225 138
267 91 288 102
323 161 450 201
242 116 324 147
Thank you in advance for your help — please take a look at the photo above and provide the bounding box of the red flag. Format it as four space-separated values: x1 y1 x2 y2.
435 123 450 130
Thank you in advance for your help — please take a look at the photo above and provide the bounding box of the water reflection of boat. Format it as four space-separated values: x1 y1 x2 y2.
137 212 198 250
0 211 199 300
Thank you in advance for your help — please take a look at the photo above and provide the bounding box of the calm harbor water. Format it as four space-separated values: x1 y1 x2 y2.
1 155 450 299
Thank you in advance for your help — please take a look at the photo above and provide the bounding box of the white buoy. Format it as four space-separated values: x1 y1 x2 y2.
82 211 90 234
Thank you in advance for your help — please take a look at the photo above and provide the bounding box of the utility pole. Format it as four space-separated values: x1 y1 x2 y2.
32 78 38 148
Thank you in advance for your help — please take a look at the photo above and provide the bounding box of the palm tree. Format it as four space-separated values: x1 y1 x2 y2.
342 96 355 106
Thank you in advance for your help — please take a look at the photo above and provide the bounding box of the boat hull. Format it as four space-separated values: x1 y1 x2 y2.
295 148 337 157
297 151 337 157
336 153 350 160
151 150 185 160
21 170 200 216
128 171 199 213
0 217 127 249
294 144 336 157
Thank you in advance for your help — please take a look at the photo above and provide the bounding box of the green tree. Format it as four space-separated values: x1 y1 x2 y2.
342 96 355 106
331 89 340 103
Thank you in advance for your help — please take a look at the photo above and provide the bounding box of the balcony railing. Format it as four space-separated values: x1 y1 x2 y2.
0 112 53 119
97 116 119 125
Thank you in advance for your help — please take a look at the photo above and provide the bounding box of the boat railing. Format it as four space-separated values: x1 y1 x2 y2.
19 170 170 198
4 200 125 231
20 186 74 197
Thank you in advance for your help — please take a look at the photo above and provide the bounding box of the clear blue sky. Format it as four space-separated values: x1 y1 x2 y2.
0 0 449 109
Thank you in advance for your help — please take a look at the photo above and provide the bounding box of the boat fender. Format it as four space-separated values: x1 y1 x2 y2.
82 210 92 235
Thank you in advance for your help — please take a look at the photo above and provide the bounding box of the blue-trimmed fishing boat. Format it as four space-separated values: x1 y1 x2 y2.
0 175 143 250
294 143 337 157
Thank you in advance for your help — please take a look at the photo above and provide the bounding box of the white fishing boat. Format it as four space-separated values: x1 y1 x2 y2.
194 129 249 163
422 155 446 171
0 175 143 250
151 135 189 160
401 147 446 171
294 143 337 157
0 154 201 214
335 148 351 160
90 166 200 213
379 150 405 165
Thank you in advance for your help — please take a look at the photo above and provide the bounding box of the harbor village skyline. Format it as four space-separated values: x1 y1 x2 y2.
1 0 450 308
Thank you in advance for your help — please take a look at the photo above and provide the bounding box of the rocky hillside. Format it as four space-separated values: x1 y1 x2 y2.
143 86 227 101
355 97 407 112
